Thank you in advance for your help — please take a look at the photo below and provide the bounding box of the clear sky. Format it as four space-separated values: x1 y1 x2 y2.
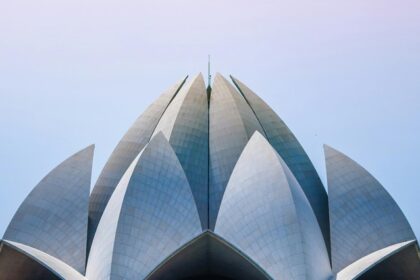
0 0 419 239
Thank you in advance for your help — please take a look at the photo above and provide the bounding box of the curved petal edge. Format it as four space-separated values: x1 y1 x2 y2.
336 240 416 280
3 145 94 273
88 77 187 246
216 132 331 280
209 73 265 229
87 132 202 280
325 145 416 273
230 75 330 252
0 240 86 280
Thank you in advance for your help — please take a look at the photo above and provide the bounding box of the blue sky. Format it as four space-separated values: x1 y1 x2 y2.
0 0 419 238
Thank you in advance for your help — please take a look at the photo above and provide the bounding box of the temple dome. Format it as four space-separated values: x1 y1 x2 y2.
1 73 419 280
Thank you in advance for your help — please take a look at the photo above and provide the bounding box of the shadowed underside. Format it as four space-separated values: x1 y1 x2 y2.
0 240 86 280
146 232 270 280
0 243 59 280
357 242 420 280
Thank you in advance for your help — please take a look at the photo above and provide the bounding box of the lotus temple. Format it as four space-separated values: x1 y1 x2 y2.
0 73 419 279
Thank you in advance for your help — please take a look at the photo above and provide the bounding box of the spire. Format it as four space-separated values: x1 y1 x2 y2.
208 55 211 86
207 55 212 97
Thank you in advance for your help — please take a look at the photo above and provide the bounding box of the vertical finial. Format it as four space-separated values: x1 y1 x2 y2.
208 55 211 86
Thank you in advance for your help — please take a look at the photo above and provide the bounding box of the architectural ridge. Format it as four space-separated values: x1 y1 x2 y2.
229 75 269 137
87 76 187 250
230 75 330 254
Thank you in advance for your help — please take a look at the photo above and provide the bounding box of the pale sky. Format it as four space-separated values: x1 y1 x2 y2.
0 0 419 238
